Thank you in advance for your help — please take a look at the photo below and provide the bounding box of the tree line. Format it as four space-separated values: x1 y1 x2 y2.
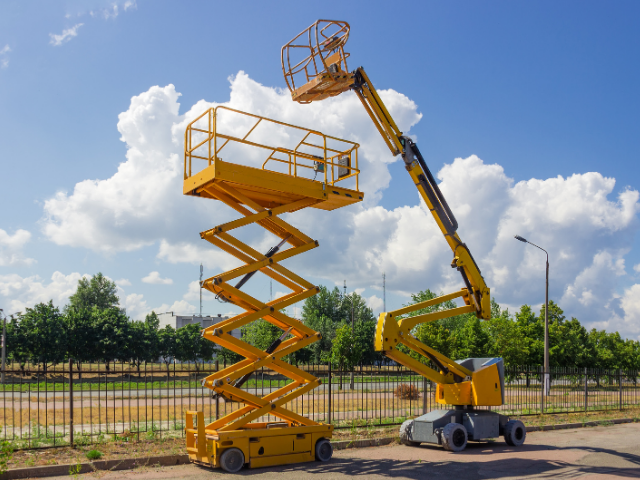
3 273 639 372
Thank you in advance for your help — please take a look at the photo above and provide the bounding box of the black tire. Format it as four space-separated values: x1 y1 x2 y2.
315 438 333 462
219 447 245 473
504 420 526 447
442 423 468 452
399 419 420 446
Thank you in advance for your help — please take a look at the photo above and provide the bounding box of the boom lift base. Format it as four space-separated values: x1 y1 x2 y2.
183 107 362 472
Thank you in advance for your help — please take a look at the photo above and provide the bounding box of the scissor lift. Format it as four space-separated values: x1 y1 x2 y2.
183 106 363 472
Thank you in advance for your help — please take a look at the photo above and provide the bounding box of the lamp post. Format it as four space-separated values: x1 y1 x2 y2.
514 235 550 396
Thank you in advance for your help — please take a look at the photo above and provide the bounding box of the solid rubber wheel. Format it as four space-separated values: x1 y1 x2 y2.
219 447 245 473
504 420 526 447
442 423 468 452
399 419 420 446
315 438 333 461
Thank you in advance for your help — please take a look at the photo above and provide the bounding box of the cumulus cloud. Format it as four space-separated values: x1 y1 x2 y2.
0 271 84 313
0 229 36 266
142 271 173 285
38 72 640 338
49 24 83 46
115 278 131 287
0 44 10 69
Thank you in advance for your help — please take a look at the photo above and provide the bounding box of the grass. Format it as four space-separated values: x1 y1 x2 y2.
1 407 639 471
85 449 102 460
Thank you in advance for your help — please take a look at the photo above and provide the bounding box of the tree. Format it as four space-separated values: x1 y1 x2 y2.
17 301 67 371
175 324 216 373
65 307 99 374
69 273 119 311
93 307 131 368
158 325 178 374
5 315 29 374
145 311 160 330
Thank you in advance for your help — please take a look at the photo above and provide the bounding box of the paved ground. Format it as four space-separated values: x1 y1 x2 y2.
50 423 640 479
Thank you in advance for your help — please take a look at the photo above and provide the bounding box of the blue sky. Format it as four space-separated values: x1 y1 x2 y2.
1 1 640 338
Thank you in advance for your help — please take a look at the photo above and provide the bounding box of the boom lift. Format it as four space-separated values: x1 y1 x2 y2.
282 20 527 452
183 107 363 471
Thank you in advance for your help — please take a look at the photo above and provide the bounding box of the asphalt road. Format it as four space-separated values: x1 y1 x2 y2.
47 422 640 479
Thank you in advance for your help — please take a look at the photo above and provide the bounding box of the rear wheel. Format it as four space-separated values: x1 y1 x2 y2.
399 419 420 446
315 438 333 462
219 447 245 473
504 420 526 447
442 423 468 452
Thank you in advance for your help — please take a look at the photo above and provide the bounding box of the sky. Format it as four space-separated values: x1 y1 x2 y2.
1 1 640 339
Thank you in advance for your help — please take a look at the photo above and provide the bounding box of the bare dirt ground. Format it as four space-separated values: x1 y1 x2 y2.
28 421 640 479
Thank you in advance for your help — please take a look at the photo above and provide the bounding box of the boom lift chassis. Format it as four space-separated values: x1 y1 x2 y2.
282 20 527 452
183 107 363 471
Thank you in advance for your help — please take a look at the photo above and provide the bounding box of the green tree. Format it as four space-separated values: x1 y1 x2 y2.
158 325 178 373
5 315 30 374
145 311 160 330
93 307 131 368
68 273 119 311
64 307 99 374
175 324 216 373
17 301 67 371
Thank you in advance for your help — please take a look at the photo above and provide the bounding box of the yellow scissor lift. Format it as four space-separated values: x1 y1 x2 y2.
183 106 362 472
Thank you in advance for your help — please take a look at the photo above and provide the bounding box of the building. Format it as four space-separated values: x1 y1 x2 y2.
157 312 241 339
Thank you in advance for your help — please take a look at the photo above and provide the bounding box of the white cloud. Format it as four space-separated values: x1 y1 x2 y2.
634 264 640 273
0 229 36 266
142 271 173 285
151 300 197 317
0 44 10 68
366 294 384 313
38 72 640 338
0 271 85 313
49 24 83 46
115 278 131 287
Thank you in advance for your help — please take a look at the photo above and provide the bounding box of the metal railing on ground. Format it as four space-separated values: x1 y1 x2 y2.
0 361 636 450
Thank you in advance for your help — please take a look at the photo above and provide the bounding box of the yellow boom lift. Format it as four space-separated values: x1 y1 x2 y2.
282 20 527 452
183 107 363 471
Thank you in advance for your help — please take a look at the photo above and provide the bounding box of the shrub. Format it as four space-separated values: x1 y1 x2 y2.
0 439 13 474
86 450 102 461
394 383 420 400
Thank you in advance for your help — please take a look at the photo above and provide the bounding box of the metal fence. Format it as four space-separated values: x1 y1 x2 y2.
0 361 637 450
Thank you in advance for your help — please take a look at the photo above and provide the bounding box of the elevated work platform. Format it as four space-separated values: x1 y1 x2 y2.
281 20 354 104
184 106 363 211
183 107 363 471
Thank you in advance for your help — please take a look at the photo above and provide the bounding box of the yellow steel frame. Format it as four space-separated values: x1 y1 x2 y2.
282 20 500 408
183 107 363 469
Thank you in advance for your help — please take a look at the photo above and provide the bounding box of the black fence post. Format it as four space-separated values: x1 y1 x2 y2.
69 358 74 447
422 377 427 415
584 367 588 413
540 365 544 414
620 368 623 411
327 361 332 425
215 360 219 420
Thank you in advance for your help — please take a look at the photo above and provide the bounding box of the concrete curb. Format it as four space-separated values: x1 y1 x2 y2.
0 454 190 480
1 418 636 479
525 417 635 432
332 437 396 450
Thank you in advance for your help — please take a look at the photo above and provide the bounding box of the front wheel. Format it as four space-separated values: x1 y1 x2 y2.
504 420 526 447
315 438 333 462
219 447 245 473
442 423 468 452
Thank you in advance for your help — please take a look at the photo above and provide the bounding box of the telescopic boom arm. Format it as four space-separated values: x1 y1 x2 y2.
282 20 496 402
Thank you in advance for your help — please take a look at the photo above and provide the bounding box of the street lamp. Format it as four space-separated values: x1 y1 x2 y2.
514 235 550 396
